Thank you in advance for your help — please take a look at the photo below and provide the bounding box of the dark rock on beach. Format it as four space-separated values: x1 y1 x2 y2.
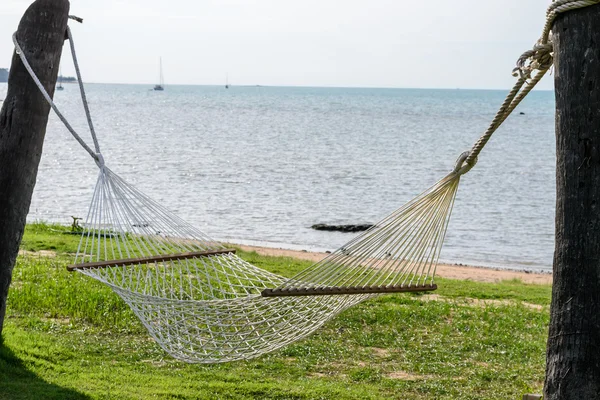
311 223 373 233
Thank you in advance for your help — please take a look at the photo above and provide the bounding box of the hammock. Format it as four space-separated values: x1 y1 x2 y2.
13 1 588 363
64 165 453 362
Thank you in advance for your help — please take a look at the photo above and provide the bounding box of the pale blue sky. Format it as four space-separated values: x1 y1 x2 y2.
1 0 554 89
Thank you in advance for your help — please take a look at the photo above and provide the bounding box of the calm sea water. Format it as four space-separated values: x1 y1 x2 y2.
0 83 556 272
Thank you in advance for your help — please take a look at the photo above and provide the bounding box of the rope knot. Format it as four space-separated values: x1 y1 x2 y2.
512 41 554 79
94 153 105 169
453 151 476 176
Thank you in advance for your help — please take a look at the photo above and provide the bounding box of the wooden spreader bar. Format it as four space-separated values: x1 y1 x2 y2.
261 283 437 297
67 249 236 271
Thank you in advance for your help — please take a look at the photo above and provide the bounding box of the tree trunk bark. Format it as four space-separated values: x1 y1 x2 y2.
0 0 69 335
544 4 600 399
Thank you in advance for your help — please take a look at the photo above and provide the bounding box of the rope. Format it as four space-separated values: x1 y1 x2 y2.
11 16 103 166
460 0 600 171
65 26 101 155
542 0 600 43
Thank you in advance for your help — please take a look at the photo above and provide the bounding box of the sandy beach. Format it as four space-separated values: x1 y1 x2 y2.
234 244 552 285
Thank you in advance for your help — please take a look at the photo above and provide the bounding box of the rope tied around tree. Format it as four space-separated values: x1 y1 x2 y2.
514 43 554 79
457 0 600 171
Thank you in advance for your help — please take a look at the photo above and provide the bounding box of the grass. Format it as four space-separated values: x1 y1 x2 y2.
0 223 551 399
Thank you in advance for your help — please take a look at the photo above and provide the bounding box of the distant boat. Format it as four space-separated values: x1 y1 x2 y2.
154 57 165 91
225 74 229 89
56 70 64 91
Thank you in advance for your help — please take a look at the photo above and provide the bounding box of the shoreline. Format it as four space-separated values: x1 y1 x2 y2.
233 243 553 285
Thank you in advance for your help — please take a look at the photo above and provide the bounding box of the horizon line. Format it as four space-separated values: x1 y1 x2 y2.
40 81 554 92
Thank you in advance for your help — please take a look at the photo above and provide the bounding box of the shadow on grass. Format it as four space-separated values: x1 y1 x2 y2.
0 337 90 400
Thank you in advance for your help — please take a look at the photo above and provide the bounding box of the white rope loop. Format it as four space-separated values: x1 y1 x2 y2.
11 32 99 163
11 16 104 166
453 151 475 176
94 153 105 169
542 0 600 43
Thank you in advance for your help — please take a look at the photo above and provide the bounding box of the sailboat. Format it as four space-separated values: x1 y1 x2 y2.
154 57 164 91
225 73 229 89
56 69 64 91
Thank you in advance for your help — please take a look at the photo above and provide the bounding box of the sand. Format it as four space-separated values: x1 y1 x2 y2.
234 244 552 285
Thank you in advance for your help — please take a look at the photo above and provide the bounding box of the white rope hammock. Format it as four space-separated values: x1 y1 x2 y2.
13 0 599 363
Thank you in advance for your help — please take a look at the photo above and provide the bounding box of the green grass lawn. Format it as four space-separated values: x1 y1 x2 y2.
0 223 551 399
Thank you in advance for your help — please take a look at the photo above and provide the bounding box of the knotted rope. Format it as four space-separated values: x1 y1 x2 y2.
459 0 600 171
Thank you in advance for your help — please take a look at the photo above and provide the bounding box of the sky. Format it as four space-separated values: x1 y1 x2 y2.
0 0 555 89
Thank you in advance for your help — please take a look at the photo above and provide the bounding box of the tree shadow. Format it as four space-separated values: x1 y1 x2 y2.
0 337 90 400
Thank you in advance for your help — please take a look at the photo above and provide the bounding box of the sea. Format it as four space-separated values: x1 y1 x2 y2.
0 83 556 272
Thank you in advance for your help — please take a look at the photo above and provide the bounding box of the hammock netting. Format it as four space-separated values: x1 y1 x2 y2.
69 165 459 363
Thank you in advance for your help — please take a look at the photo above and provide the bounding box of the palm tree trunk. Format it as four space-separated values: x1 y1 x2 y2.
0 0 70 335
544 4 600 399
